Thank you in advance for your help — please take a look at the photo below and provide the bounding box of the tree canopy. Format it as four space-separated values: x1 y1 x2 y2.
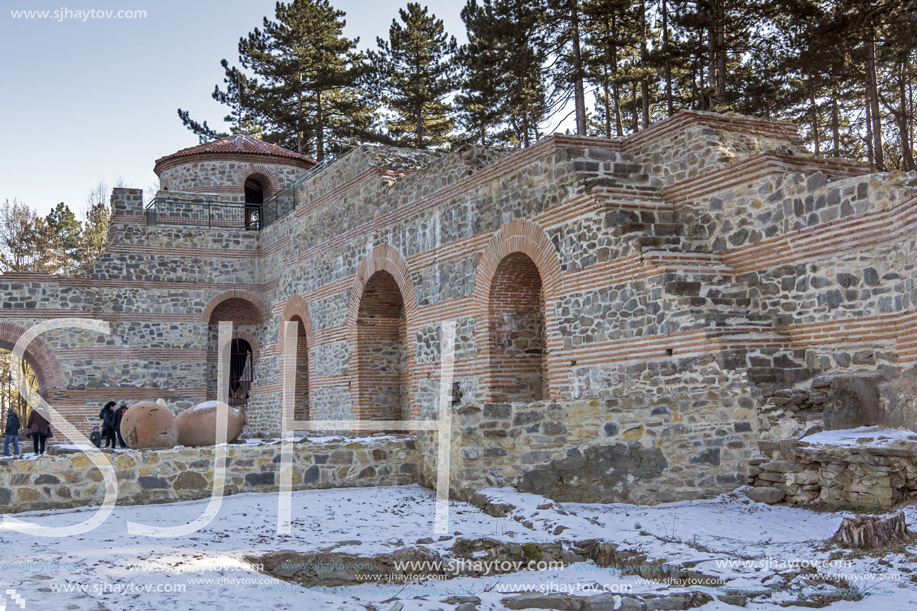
176 0 917 169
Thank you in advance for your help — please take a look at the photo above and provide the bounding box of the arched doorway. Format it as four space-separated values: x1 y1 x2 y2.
487 252 547 402
229 338 254 406
355 271 407 420
243 175 266 230
288 315 310 421
204 293 264 407
244 176 265 204
0 350 40 436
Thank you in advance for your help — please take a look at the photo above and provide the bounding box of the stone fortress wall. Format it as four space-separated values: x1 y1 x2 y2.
2 110 916 505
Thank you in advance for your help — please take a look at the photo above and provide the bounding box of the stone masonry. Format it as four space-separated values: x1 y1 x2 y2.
0 437 416 513
2 110 917 505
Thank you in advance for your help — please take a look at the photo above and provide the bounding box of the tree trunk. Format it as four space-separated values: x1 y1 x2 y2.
866 25 884 169
866 99 874 166
899 62 915 170
662 0 673 116
715 0 726 106
810 81 820 156
571 0 587 136
640 0 649 128
707 1 716 109
316 91 325 161
632 81 639 133
610 27 623 136
832 90 840 158
602 65 612 138
833 513 908 550
296 90 305 155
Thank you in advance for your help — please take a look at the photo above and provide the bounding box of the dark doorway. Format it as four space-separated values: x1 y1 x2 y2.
244 176 265 230
244 177 265 204
229 338 254 406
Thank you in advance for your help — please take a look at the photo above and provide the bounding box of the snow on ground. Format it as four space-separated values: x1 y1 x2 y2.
0 485 914 610
49 434 402 454
799 426 917 448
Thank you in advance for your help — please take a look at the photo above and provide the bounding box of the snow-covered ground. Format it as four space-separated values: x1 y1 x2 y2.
799 426 917 448
0 484 913 610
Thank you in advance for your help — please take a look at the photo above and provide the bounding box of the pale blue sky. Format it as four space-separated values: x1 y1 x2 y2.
0 0 468 215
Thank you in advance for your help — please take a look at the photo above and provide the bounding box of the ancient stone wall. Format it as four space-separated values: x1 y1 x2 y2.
749 439 917 509
1 110 916 504
0 437 416 514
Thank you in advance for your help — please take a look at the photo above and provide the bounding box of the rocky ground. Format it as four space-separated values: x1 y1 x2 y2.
0 484 913 610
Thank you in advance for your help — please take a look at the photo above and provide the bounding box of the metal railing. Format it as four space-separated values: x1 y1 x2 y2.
145 159 329 230
259 158 329 228
145 198 262 230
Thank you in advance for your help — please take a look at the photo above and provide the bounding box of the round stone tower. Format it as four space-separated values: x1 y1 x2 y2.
153 135 317 203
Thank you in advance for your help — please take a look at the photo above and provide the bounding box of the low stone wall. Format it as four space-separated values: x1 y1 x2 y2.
0 436 418 514
420 367 761 506
749 441 917 509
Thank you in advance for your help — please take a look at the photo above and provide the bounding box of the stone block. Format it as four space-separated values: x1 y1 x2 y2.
746 486 785 504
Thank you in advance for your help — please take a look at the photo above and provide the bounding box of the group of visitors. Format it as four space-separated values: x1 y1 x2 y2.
95 401 128 449
1 400 130 457
3 406 52 456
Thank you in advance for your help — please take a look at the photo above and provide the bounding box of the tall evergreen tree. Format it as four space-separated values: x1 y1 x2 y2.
178 0 378 160
545 0 589 135
455 0 506 145
456 0 549 147
372 3 457 148
45 202 83 275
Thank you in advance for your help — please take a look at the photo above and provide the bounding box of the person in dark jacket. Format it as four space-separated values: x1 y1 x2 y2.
26 409 50 455
99 401 116 448
114 402 129 449
3 408 20 457
89 424 102 448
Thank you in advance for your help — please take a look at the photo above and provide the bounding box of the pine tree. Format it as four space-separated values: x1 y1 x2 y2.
455 0 506 145
45 202 83 275
545 0 589 135
177 59 267 143
241 0 377 159
456 0 548 147
372 3 458 148
178 0 378 160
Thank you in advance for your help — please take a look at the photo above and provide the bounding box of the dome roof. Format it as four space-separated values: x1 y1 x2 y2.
154 134 317 174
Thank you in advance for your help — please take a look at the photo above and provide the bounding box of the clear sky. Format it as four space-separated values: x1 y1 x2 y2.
0 0 469 216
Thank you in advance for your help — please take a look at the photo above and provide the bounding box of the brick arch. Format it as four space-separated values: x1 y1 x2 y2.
473 219 563 304
347 244 419 420
279 294 316 349
0 321 65 392
234 164 281 197
279 294 315 422
473 220 563 401
202 290 265 324
230 330 260 359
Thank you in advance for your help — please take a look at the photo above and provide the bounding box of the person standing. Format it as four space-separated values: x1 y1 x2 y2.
99 401 116 448
114 401 129 449
3 407 20 457
26 409 50 455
